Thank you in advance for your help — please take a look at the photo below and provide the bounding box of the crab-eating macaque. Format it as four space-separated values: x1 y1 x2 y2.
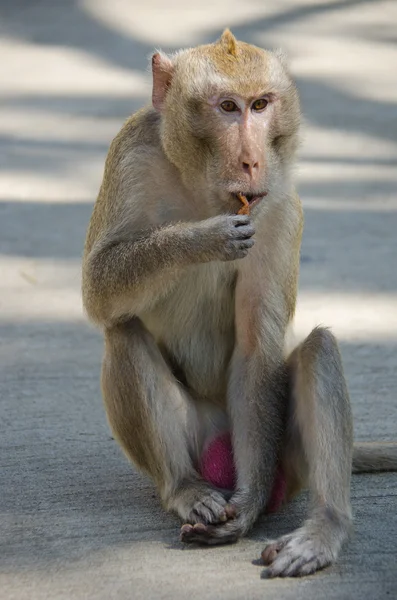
82 30 397 578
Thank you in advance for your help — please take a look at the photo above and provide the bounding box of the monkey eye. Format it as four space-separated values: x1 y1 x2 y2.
220 100 239 113
252 98 268 112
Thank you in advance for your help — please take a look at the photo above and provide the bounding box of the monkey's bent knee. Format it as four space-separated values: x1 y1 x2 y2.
304 326 340 357
103 317 153 353
105 316 144 338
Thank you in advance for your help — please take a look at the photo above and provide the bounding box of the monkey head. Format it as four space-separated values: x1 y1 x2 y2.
151 29 300 213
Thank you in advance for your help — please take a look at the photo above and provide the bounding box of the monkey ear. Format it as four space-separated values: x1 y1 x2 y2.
219 29 238 57
152 52 174 112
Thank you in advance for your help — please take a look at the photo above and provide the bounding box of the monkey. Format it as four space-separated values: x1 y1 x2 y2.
82 30 397 578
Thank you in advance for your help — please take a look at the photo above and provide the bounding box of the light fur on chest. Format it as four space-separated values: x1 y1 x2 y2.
141 261 236 402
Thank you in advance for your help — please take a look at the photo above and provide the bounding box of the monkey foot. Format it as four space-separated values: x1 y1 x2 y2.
180 509 238 546
180 504 256 546
180 505 237 542
180 523 217 543
260 531 334 578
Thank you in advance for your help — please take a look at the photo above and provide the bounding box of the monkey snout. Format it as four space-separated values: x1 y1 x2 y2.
241 160 259 178
236 161 264 189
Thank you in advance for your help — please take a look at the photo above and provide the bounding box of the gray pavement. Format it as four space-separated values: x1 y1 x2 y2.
1 1 397 598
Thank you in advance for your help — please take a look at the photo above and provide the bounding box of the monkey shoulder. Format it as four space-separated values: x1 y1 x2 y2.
103 108 188 225
114 107 162 153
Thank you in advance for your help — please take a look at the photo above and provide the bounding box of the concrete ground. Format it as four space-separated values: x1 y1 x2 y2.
1 1 397 598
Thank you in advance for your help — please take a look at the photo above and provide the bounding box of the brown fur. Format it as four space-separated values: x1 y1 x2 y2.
82 30 397 578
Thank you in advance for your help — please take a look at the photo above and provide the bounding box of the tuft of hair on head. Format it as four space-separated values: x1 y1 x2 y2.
218 28 238 57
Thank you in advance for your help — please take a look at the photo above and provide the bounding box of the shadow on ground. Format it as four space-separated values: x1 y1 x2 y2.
1 315 396 572
1 2 396 598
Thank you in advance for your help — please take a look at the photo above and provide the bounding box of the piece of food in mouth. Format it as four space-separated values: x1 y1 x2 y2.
237 193 250 215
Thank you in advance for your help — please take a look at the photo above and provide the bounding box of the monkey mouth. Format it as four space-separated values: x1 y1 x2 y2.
232 191 268 208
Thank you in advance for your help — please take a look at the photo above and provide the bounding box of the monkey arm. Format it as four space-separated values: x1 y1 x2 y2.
226 199 302 531
181 277 292 545
83 222 206 325
82 211 255 326
181 197 303 544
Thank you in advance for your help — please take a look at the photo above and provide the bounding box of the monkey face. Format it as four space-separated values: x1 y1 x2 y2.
153 30 300 211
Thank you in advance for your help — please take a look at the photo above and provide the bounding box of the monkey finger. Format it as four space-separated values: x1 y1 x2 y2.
229 240 254 258
236 239 255 250
191 506 223 524
231 214 251 226
234 225 255 239
225 504 237 519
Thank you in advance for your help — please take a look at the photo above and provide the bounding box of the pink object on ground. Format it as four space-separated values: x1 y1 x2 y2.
199 431 236 490
199 431 286 513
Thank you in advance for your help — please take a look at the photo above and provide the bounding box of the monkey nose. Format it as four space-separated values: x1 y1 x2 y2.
241 160 259 179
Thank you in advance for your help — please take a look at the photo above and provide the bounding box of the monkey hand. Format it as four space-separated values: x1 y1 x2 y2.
180 489 260 545
195 214 255 262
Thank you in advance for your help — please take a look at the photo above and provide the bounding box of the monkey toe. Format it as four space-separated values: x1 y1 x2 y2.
262 534 332 578
180 515 245 546
180 523 194 539
261 547 278 565
180 522 218 544
261 537 289 565
261 532 294 563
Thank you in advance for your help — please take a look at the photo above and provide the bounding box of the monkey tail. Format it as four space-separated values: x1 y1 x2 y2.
352 442 397 474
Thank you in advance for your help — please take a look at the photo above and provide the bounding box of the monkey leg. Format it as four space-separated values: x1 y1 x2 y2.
102 318 230 525
262 327 353 578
